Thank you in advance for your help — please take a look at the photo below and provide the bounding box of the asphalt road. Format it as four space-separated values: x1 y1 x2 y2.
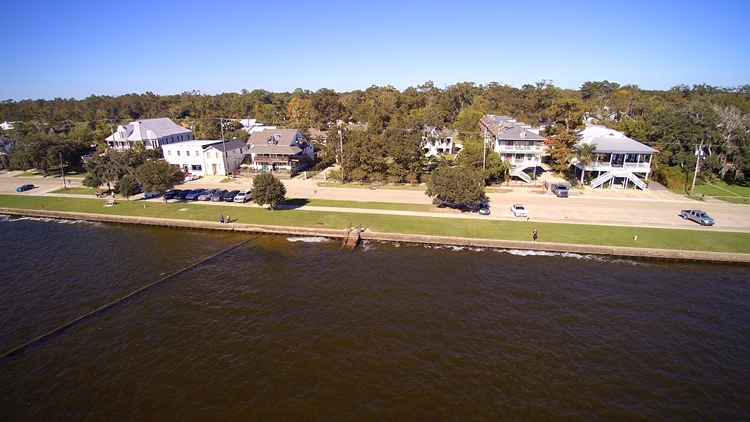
2 171 749 232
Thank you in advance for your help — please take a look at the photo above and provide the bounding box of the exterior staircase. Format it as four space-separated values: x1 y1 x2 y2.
510 163 533 183
589 169 647 190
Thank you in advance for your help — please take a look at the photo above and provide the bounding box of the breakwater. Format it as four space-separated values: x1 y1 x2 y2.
1 207 749 264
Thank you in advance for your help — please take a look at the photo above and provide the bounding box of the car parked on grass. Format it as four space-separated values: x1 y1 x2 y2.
163 189 182 200
510 204 528 217
223 190 240 202
211 189 228 202
551 184 569 197
234 189 252 203
16 184 35 192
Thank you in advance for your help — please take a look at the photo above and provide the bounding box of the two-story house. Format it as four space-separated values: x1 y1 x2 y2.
106 117 194 150
243 128 314 173
479 114 547 183
573 125 658 190
421 127 455 157
162 139 247 177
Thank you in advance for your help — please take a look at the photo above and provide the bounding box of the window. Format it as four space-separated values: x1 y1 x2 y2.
167 150 171 156
186 151 190 156
177 151 181 156
216 152 219 159
191 164 202 171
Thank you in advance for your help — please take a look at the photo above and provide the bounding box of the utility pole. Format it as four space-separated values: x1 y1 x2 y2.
338 122 344 183
59 152 67 189
220 118 228 177
690 140 704 196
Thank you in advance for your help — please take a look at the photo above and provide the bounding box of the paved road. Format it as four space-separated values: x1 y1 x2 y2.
2 171 749 232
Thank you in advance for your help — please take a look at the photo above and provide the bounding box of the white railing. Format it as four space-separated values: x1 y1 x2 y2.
496 145 544 152
587 162 651 172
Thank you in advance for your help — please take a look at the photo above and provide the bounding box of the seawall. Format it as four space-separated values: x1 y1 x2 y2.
2 208 749 264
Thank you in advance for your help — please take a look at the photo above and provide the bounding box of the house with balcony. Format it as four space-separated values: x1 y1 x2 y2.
242 128 314 174
106 117 194 150
479 114 547 183
162 139 247 177
421 127 455 157
573 125 658 190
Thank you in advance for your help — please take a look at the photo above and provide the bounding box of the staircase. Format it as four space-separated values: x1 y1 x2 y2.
510 163 533 183
589 169 647 190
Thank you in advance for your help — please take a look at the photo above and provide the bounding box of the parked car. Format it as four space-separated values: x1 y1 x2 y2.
174 189 190 200
551 184 569 198
16 184 35 192
510 204 528 217
211 189 228 202
163 189 182 200
479 206 491 215
144 191 161 199
680 209 715 226
184 173 202 181
197 189 215 201
223 190 240 202
234 189 252 203
185 189 206 200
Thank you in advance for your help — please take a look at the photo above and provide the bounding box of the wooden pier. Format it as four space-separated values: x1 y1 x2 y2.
341 224 361 251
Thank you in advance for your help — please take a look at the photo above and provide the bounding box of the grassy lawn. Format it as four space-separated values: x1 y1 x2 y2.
51 187 103 195
1 194 749 254
693 181 750 204
315 181 426 191
284 198 433 212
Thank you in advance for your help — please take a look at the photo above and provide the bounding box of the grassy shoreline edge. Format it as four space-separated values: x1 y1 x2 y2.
2 204 749 264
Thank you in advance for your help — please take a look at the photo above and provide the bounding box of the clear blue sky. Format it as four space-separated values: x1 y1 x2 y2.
2 0 749 101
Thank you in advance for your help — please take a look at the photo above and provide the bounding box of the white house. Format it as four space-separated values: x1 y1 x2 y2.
421 127 455 157
0 121 15 131
242 128 314 173
479 114 547 183
106 117 194 150
239 118 276 134
162 139 247 176
573 125 658 190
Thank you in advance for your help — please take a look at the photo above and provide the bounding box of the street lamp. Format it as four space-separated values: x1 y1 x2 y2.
59 152 67 189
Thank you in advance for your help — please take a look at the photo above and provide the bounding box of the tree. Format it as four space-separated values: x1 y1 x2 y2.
425 165 485 207
573 142 597 185
136 159 184 193
117 174 140 200
252 173 286 210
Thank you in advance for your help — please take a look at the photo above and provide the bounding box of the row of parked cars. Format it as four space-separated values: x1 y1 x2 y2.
157 188 253 203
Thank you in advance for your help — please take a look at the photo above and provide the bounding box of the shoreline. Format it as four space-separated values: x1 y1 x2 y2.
3 207 749 264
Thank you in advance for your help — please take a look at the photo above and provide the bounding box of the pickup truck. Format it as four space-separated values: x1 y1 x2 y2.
680 209 715 226
551 184 569 198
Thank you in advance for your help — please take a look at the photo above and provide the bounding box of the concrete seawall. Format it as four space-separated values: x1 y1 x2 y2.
3 208 749 264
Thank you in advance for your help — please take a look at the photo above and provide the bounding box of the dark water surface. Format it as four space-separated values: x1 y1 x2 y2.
1 216 748 420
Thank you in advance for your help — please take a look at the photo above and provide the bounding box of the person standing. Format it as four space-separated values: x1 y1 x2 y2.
220 215 224 224
226 214 230 224
532 229 538 242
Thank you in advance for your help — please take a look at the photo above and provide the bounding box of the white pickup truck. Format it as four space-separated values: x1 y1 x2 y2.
680 209 715 226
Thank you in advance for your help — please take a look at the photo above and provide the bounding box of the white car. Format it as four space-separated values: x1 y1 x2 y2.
184 173 202 181
510 204 528 217
234 189 252 203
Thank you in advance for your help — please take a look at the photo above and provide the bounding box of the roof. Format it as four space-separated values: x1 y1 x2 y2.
247 144 302 155
107 117 191 142
576 125 658 154
494 126 546 141
246 128 303 146
205 140 246 151
479 114 542 140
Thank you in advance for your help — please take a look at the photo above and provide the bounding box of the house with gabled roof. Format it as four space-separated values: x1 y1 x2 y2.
243 128 314 173
106 117 194 150
162 139 247 176
421 127 455 157
573 125 658 190
479 114 547 183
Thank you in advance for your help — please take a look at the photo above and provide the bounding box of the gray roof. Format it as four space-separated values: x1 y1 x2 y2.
109 117 190 142
248 144 302 155
246 128 303 146
580 136 658 154
494 126 546 141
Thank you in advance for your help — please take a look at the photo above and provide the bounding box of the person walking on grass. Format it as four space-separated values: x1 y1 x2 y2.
532 229 538 242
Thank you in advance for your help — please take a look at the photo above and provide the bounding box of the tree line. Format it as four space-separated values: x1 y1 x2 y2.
1 80 749 190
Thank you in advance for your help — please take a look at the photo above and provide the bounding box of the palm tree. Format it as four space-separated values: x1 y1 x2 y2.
573 142 597 185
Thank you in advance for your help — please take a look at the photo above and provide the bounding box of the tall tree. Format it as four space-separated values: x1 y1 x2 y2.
252 173 287 210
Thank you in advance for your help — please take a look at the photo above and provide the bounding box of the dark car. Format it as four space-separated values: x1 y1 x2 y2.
185 189 206 200
16 184 35 192
223 190 240 202
174 189 190 200
163 189 182 200
211 189 228 202
144 191 161 199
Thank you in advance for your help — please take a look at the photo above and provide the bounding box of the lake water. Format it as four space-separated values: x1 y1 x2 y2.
1 215 748 420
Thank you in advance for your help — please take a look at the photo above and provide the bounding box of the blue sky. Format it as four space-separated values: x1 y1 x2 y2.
2 0 749 100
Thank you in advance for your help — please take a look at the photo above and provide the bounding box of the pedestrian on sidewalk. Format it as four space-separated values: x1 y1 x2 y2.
220 214 224 224
226 214 230 224
532 229 538 242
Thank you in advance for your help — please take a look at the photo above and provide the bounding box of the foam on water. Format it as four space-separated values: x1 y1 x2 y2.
286 236 331 243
